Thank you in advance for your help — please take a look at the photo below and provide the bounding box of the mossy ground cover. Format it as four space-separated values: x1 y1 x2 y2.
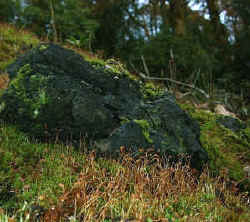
0 123 249 221
0 23 250 221
0 122 86 212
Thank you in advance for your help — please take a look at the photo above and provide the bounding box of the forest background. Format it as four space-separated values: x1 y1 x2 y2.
0 0 250 110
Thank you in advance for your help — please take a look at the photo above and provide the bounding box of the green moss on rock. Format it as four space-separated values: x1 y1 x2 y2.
141 81 166 99
134 119 153 144
180 102 250 189
39 44 48 51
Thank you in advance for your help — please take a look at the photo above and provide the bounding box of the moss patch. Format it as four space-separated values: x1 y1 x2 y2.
180 102 250 189
69 51 141 82
0 122 85 211
141 81 166 99
134 119 153 144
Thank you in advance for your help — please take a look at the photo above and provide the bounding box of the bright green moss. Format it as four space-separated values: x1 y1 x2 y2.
10 64 32 89
7 64 50 121
141 81 166 99
181 102 250 187
134 119 153 143
84 56 140 83
87 57 130 80
119 116 130 125
86 57 106 66
105 58 130 76
179 103 216 124
39 44 48 51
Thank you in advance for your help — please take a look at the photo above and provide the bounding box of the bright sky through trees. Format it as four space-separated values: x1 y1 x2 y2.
138 0 226 21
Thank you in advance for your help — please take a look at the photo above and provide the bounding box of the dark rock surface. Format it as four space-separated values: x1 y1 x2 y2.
216 116 246 133
105 94 208 169
0 43 208 169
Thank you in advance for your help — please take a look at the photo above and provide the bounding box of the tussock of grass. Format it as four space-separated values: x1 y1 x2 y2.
43 150 250 222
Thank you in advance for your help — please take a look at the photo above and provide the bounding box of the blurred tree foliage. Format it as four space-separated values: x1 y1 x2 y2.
0 0 21 23
20 0 99 48
225 0 250 97
0 0 249 100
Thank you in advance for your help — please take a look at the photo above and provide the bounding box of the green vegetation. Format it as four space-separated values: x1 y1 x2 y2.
134 119 153 144
180 103 250 189
0 24 39 72
0 23 249 222
0 123 85 210
141 82 166 99
0 123 249 221
0 23 40 97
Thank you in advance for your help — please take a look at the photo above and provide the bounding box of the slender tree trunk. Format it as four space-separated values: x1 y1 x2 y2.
159 0 168 25
206 0 220 33
206 0 227 44
49 0 58 42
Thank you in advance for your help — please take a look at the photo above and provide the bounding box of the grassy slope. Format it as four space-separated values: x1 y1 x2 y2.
0 23 249 221
0 23 40 71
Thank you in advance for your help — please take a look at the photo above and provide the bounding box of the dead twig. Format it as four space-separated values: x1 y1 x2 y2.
141 55 150 77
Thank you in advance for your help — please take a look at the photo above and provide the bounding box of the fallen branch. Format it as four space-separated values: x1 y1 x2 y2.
138 72 210 99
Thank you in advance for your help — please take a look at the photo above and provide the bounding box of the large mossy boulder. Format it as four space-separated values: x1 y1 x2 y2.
0 43 208 169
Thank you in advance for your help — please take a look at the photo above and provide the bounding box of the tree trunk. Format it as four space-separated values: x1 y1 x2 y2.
206 0 227 43
49 0 58 42
169 0 187 35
